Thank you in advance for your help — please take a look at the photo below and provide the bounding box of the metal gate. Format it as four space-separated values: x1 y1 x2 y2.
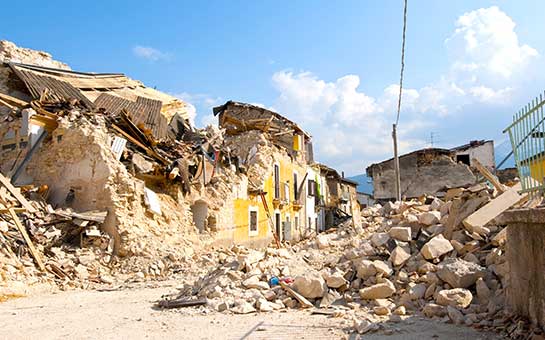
503 90 545 196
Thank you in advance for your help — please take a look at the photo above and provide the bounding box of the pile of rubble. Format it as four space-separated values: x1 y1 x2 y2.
159 181 542 338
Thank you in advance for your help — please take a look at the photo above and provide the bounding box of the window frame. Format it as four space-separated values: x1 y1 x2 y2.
248 205 259 237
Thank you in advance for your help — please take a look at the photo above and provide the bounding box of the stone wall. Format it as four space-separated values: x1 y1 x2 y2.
370 153 476 200
503 208 545 327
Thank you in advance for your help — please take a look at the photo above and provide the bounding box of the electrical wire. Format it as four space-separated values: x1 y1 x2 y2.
395 0 408 126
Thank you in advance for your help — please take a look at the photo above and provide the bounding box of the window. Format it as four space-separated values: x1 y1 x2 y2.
308 217 312 231
275 212 282 241
294 216 299 230
249 206 258 236
308 179 317 197
274 164 280 199
456 154 471 166
293 173 298 200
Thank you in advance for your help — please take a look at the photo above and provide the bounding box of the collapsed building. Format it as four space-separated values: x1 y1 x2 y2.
367 148 477 201
211 101 360 245
366 141 495 201
0 41 361 291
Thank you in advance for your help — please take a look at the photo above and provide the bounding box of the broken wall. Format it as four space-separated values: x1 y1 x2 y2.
454 141 495 171
371 153 476 200
25 116 199 262
503 208 545 327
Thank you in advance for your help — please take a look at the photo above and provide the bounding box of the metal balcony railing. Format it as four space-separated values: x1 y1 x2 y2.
503 90 545 196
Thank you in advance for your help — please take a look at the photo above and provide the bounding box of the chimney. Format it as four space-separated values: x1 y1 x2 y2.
342 171 345 178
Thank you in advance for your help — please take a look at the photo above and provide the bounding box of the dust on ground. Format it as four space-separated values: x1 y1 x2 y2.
0 281 499 340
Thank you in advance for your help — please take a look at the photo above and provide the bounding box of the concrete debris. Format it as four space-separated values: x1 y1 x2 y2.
436 288 473 309
359 280 396 299
437 258 486 289
293 272 328 299
421 234 454 260
0 41 533 339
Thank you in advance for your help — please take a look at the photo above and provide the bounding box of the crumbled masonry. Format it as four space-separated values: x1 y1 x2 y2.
0 40 542 339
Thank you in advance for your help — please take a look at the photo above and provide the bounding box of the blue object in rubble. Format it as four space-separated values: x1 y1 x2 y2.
269 277 280 286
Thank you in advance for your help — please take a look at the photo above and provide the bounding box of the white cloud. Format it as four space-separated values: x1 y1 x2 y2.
469 86 513 103
269 7 539 175
132 45 171 61
446 6 538 78
271 71 427 173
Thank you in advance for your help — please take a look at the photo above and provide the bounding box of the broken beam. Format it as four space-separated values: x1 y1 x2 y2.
0 173 36 213
279 281 313 308
472 158 506 194
8 207 45 271
463 187 523 232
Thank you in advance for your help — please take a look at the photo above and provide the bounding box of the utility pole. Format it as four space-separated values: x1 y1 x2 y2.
392 124 401 201
392 0 408 203
430 132 434 148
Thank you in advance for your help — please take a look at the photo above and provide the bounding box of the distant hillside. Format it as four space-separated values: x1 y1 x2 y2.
347 174 373 195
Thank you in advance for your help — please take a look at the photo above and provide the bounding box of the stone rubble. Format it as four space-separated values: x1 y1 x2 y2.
154 183 540 338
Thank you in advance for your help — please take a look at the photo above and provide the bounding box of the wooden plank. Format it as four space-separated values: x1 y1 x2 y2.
0 173 36 213
0 92 28 107
463 188 523 231
8 207 45 271
157 297 207 309
279 281 313 308
53 210 108 223
0 208 26 214
472 158 506 194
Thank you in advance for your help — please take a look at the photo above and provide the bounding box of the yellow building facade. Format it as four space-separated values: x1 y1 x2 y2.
232 155 307 245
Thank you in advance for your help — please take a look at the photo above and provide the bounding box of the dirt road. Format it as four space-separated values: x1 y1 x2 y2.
0 283 499 340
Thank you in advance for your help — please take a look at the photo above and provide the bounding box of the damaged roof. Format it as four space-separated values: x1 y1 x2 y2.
450 140 493 152
213 101 311 138
6 62 190 140
366 148 454 175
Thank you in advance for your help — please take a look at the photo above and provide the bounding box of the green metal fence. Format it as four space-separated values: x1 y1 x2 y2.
503 90 545 196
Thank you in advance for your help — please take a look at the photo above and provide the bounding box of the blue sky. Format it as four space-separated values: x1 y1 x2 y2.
3 1 544 174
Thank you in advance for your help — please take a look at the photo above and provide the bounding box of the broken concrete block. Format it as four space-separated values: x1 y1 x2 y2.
355 259 377 279
242 276 270 290
359 279 396 299
389 246 411 267
389 227 412 241
372 260 393 277
293 272 328 299
418 211 441 226
463 189 521 232
420 234 453 260
476 278 490 301
256 298 275 312
437 258 485 288
232 300 256 314
373 305 391 316
323 271 348 289
371 232 390 247
436 288 473 309
408 283 427 300
320 290 341 308
316 234 330 249
447 305 465 324
423 303 447 318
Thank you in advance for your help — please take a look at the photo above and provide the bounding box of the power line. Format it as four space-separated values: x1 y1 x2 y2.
395 0 408 126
